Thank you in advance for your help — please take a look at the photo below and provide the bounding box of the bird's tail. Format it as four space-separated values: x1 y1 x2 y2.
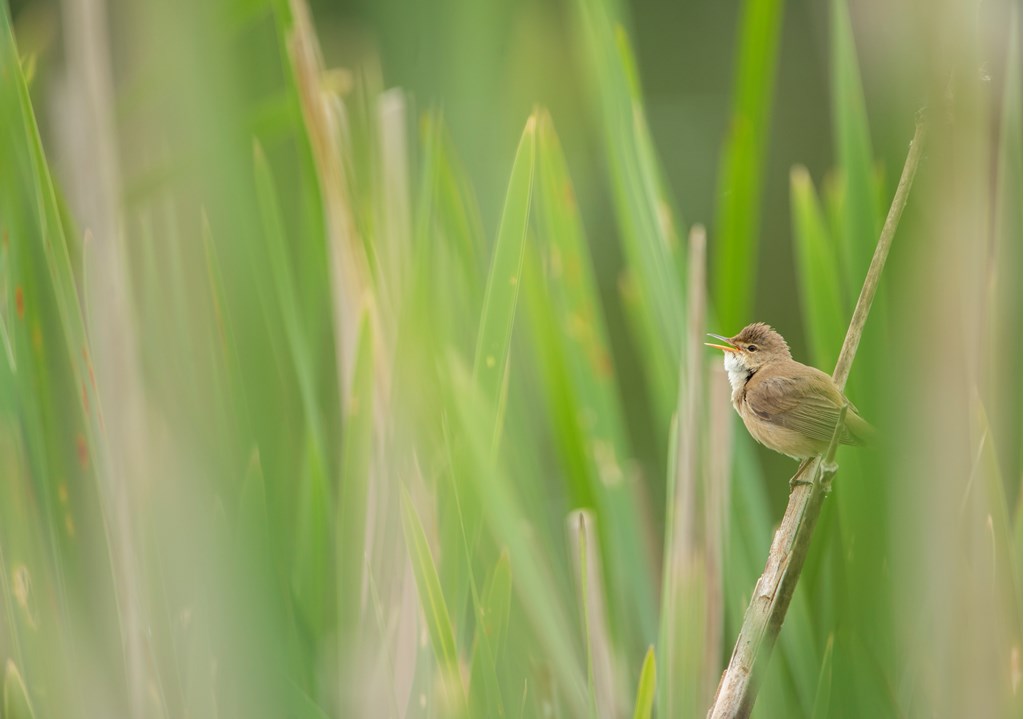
843 409 874 446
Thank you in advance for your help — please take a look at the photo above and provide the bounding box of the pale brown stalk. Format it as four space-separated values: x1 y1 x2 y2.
568 510 621 718
707 114 928 719
63 0 154 713
286 0 384 406
286 3 405 712
665 224 708 717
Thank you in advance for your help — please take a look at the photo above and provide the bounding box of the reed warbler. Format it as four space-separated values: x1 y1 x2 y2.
705 323 873 465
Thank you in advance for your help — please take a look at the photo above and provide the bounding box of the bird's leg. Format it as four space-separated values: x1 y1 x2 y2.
818 462 838 495
789 475 813 489
815 404 848 495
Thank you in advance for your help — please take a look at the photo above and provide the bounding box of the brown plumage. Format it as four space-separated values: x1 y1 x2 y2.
706 323 873 460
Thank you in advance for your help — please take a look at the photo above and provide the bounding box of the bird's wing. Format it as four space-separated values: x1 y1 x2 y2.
745 371 852 444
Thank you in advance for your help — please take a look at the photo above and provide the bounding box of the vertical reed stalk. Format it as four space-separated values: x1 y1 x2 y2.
707 114 928 719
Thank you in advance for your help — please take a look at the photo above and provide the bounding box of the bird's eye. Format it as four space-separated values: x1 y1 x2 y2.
748 345 757 352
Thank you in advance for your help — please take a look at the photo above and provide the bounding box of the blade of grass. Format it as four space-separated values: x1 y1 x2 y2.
810 634 835 719
433 119 487 280
712 0 785 331
612 27 687 370
827 7 894 691
235 448 275 596
364 559 404 719
968 397 1021 613
396 111 498 711
472 112 537 451
661 225 710 718
197 211 258 459
374 89 412 316
0 8 137 713
521 239 593 505
0 427 70 717
405 112 483 365
399 485 468 714
253 141 333 635
338 313 375 637
435 116 536 699
574 1 685 425
568 510 621 717
481 551 512 655
831 0 881 298
439 407 506 719
252 140 327 459
575 513 598 719
468 550 512 717
294 433 332 634
1014 497 1023 619
631 646 656 719
0 229 14 371
284 0 381 415
533 111 655 641
447 356 587 715
655 407 680 719
288 682 331 719
987 21 1023 484
790 166 847 371
3 660 37 719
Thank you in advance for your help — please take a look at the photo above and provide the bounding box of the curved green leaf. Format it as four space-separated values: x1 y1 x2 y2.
472 112 537 450
631 646 656 719
831 0 881 300
712 0 785 331
400 485 466 711
790 166 847 369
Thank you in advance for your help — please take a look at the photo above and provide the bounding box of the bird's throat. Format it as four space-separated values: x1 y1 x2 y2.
722 352 753 393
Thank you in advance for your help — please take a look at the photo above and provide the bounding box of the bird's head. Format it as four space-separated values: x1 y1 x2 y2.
705 322 792 374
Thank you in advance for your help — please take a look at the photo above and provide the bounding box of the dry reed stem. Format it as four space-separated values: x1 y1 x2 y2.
707 114 928 719
286 3 406 710
287 0 385 407
676 224 707 554
704 362 731 700
568 510 620 718
664 225 709 716
63 0 153 713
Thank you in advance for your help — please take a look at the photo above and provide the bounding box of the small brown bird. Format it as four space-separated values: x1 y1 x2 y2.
705 323 873 463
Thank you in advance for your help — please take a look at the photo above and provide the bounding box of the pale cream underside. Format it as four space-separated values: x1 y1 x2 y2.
721 352 825 460
722 351 749 394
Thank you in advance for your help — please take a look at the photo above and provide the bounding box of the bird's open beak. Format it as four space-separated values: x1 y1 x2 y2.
705 333 739 353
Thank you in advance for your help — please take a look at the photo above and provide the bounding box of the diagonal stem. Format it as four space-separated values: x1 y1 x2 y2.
706 113 928 719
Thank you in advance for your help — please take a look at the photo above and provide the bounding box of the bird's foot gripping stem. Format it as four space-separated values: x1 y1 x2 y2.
789 458 838 492
817 461 838 495
789 459 816 489
814 404 847 495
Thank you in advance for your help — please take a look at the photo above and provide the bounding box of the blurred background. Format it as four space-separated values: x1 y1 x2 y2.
0 0 1020 716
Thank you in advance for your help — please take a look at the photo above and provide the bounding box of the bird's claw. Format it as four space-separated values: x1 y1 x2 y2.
789 474 813 489
789 459 839 493
818 460 838 495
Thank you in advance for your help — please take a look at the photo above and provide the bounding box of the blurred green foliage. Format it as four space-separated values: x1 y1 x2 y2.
0 0 1020 716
